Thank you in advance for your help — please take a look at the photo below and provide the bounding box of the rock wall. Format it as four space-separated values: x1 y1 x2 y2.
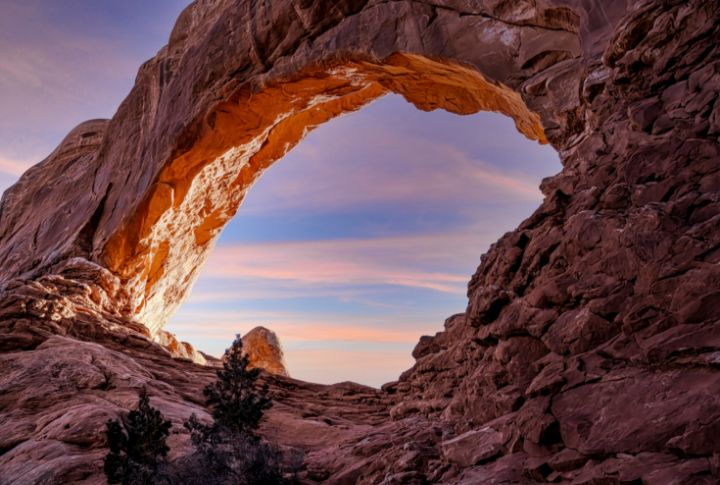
0 0 719 483
384 1 720 481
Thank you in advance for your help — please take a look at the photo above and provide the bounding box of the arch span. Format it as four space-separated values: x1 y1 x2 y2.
3 0 720 481
104 53 551 333
0 0 589 334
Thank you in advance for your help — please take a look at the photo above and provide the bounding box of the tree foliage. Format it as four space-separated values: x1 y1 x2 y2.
104 387 172 484
102 336 293 484
202 333 273 436
172 425 286 485
180 334 288 484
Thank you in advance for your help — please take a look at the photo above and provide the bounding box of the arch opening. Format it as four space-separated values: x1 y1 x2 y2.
165 92 560 386
99 53 551 337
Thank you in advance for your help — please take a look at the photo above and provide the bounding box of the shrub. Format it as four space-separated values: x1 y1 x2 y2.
203 334 272 435
104 387 172 485
179 334 290 484
172 427 286 485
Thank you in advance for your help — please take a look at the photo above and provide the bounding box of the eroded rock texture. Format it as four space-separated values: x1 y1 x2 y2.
1 0 719 483
242 326 290 377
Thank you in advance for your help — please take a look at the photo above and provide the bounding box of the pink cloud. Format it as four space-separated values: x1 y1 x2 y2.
167 308 438 386
197 231 491 295
0 155 32 176
442 145 545 200
168 310 438 344
180 287 364 303
243 121 545 216
178 285 412 310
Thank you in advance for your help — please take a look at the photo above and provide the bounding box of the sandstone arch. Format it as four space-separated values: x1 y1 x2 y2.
1 0 720 483
0 0 587 333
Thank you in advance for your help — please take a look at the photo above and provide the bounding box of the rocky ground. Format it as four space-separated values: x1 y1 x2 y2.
0 330 390 484
1 0 719 483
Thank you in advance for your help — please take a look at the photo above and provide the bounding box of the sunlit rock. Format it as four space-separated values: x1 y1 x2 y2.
0 0 718 483
241 326 289 377
154 330 207 365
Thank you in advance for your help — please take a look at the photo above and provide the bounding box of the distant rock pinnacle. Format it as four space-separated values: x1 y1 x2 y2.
242 326 289 377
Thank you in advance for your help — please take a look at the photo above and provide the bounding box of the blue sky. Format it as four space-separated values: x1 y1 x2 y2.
0 0 188 180
0 1 561 387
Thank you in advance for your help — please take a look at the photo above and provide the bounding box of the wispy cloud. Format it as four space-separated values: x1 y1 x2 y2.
169 308 439 344
195 230 494 296
0 0 177 164
177 284 412 309
168 314 426 385
167 290 444 386
0 2 141 86
0 27 138 112
241 121 545 216
0 155 32 176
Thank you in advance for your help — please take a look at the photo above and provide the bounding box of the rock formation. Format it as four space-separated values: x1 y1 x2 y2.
0 0 719 483
153 329 207 365
242 326 290 377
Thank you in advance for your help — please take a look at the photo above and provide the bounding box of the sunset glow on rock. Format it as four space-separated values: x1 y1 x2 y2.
1 1 718 483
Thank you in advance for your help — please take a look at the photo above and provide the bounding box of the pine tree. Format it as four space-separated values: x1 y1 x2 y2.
104 387 172 484
180 334 282 484
203 333 272 436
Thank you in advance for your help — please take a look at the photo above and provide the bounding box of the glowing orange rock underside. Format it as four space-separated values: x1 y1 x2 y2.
102 53 547 333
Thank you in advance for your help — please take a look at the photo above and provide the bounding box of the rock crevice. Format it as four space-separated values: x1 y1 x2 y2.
0 0 719 483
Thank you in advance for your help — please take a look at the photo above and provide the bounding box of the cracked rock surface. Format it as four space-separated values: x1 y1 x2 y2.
1 0 719 483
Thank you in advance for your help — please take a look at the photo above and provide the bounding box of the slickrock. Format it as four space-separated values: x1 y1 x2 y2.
0 0 719 483
242 326 290 376
0 335 387 485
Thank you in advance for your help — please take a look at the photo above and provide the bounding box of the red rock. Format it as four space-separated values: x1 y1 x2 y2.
548 448 588 472
0 0 718 483
154 329 207 365
412 335 440 359
542 308 616 355
441 427 506 467
525 355 565 397
570 453 713 485
241 326 289 377
552 368 720 456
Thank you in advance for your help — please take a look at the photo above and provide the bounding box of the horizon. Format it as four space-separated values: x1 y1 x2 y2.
0 0 560 387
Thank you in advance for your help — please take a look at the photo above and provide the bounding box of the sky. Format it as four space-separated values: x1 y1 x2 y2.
0 1 561 388
0 0 189 184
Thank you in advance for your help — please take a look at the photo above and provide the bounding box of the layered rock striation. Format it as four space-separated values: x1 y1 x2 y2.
1 0 719 483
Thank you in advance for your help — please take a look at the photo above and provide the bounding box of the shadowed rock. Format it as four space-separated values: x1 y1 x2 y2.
0 0 719 483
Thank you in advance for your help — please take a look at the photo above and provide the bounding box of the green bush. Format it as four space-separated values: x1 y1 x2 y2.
180 334 290 484
103 336 299 484
172 426 286 484
104 388 172 485
203 333 273 435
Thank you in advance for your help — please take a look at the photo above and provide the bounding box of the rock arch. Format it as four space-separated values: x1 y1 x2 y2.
0 0 589 333
1 0 720 482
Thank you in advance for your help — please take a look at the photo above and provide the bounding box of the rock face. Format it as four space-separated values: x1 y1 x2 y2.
154 329 207 365
242 326 289 377
0 0 719 483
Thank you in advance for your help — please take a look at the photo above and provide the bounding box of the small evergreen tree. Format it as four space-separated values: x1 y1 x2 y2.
203 333 272 436
104 387 172 485
179 334 284 484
